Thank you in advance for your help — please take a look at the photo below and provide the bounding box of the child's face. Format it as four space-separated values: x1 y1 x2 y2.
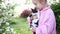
32 0 45 10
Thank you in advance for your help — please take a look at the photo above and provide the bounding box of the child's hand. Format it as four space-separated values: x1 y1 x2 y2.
30 27 36 32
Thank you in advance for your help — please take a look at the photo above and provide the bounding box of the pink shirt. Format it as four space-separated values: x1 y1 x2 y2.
27 6 56 34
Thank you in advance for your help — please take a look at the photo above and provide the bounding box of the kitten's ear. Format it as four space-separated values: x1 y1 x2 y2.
31 8 34 11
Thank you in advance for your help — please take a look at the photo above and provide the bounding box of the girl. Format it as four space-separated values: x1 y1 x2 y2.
27 0 56 34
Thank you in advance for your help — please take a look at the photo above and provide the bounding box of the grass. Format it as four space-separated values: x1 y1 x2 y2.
10 17 32 34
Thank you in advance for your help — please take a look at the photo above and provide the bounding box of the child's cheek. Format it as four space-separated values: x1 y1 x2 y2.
36 4 40 10
37 3 43 10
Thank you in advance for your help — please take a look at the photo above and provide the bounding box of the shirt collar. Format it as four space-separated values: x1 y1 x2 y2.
40 6 50 12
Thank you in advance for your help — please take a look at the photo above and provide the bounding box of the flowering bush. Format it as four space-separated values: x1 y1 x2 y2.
20 9 32 18
0 0 17 34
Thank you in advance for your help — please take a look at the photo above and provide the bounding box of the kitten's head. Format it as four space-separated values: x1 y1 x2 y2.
31 8 38 13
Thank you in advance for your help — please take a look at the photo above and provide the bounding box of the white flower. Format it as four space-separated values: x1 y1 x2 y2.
0 29 2 31
13 31 16 34
8 0 15 7
1 2 6 9
6 22 9 26
9 14 12 16
2 0 4 1
6 29 10 31
10 28 14 32
6 27 10 31
4 0 9 5
6 26 10 29
0 18 3 23
5 26 10 31
3 32 6 34
6 26 10 30
3 21 6 23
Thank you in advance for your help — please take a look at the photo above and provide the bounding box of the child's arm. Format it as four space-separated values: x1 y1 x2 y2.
36 11 56 34
27 16 31 25
27 16 32 25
